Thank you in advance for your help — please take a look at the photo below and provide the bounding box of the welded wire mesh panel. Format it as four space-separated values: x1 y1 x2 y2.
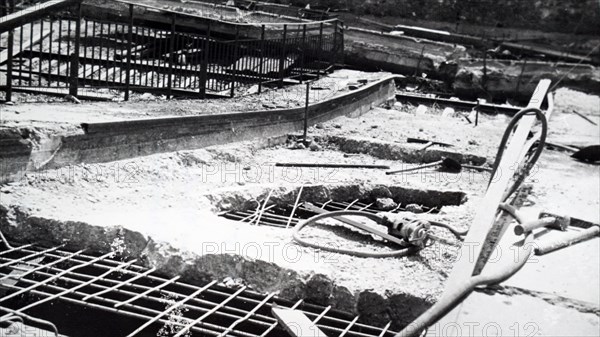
221 199 440 228
0 243 397 337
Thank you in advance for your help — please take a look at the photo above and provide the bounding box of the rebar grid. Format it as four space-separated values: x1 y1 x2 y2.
221 199 439 228
0 243 398 337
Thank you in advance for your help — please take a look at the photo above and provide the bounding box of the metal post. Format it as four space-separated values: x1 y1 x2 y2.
200 22 210 99
69 1 82 97
124 4 133 101
230 26 239 98
5 32 14 103
278 24 287 88
299 24 306 83
316 22 323 79
303 82 309 142
167 13 175 99
258 24 265 94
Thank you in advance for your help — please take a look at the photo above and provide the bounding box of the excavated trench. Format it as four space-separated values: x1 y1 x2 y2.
0 61 506 334
0 179 469 333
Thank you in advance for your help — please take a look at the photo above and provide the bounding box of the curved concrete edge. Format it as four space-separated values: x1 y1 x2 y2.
0 75 398 183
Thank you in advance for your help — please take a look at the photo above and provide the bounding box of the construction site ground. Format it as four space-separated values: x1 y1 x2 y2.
1 69 599 334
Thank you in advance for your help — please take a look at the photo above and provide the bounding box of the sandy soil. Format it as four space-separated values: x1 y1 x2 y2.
1 78 598 330
1 69 388 136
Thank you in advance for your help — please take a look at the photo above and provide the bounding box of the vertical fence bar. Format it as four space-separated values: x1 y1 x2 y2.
38 19 43 85
6 27 14 101
152 27 158 88
317 22 323 78
167 13 175 99
48 18 53 87
99 21 104 87
230 26 239 98
199 22 210 98
91 20 96 84
142 27 149 88
299 24 307 83
303 82 309 141
257 24 265 94
28 21 33 86
81 17 87 88
57 20 62 86
156 27 162 87
18 21 23 86
124 4 133 101
278 24 287 88
66 19 71 86
69 1 82 96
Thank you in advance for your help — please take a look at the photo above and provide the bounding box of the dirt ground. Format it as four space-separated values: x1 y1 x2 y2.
0 66 599 332
1 69 385 135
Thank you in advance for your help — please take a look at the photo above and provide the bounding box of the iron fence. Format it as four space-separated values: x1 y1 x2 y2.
0 0 344 101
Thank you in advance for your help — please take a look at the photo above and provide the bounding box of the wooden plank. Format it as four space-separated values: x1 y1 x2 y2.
441 79 551 294
272 307 328 337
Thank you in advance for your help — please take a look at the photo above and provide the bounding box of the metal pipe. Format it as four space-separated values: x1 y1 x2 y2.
124 3 133 101
535 227 600 256
303 82 309 141
514 217 557 235
276 163 390 169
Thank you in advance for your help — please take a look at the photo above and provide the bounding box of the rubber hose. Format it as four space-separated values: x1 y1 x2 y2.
292 210 419 258
488 107 548 202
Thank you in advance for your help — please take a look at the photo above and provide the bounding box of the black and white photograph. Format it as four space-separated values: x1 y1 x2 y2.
0 0 599 336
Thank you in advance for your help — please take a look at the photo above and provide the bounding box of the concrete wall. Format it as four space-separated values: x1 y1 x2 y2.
0 76 397 182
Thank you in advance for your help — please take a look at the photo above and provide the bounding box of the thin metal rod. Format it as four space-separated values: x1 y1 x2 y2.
0 243 34 256
216 292 275 337
303 82 310 140
115 275 181 308
0 305 59 337
254 189 273 226
0 244 64 269
6 247 386 334
378 321 392 337
340 315 360 337
82 266 157 302
343 199 359 211
173 286 248 337
259 299 304 337
0 249 84 284
286 185 304 229
10 254 129 313
0 281 231 337
125 280 218 337
312 305 331 324
0 262 275 331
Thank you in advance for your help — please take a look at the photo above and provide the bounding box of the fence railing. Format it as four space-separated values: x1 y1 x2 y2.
0 0 344 101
